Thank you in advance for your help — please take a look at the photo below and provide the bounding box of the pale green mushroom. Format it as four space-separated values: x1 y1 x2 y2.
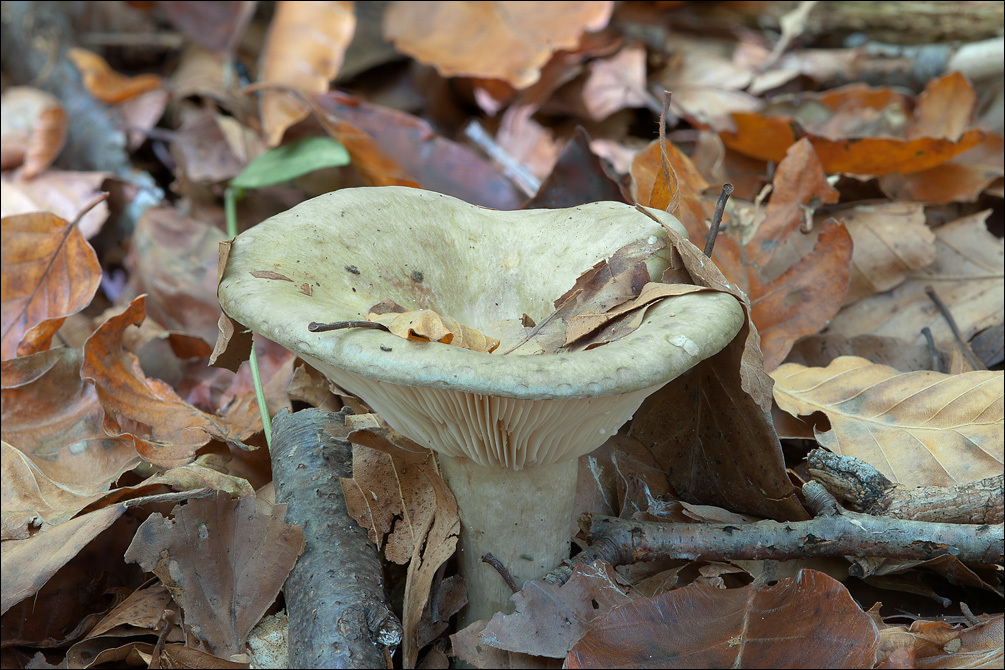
218 186 744 626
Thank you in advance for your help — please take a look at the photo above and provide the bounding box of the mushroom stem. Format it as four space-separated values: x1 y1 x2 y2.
438 455 579 627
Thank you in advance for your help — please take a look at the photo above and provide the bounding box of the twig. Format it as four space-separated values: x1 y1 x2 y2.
921 326 942 372
925 286 985 371
807 449 1004 524
271 409 402 668
309 320 388 333
703 183 734 257
482 553 520 594
463 120 541 197
544 492 1003 586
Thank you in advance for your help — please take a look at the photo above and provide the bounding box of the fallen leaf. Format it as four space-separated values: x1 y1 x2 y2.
827 210 1004 358
707 139 850 369
342 443 459 667
878 134 1005 204
67 47 163 104
123 493 304 657
785 333 948 373
383 1 613 88
579 45 651 121
0 87 67 177
631 136 712 244
0 170 110 239
772 356 1004 486
368 308 500 353
85 582 172 637
720 74 986 175
1 502 125 615
123 206 226 347
1 348 140 537
565 570 879 669
315 91 523 209
259 0 356 145
81 295 260 468
524 127 628 209
621 223 808 521
0 212 102 360
659 48 763 129
474 561 634 658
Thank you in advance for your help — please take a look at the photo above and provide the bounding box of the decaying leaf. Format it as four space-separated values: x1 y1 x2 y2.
123 494 304 657
367 303 500 353
81 295 260 468
565 570 879 669
1 212 102 360
341 437 459 667
772 356 1004 487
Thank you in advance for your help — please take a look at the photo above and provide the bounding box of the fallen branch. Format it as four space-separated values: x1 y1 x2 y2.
545 482 1002 586
808 449 1003 524
271 408 402 669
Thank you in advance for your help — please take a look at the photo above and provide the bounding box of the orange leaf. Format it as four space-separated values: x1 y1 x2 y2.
631 138 711 244
751 219 854 370
384 1 613 88
259 1 356 145
0 212 101 360
67 47 163 104
907 71 977 141
81 296 260 468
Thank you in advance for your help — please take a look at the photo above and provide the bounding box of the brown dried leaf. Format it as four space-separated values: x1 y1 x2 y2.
384 1 613 89
342 443 458 667
1 348 140 537
0 170 110 239
81 295 260 468
879 134 1005 204
472 561 634 659
158 0 256 53
579 45 650 121
828 211 1003 358
123 494 304 657
67 47 163 104
259 1 356 145
771 356 1003 487
315 91 523 209
1 502 125 615
565 570 879 669
86 582 172 637
708 139 849 370
0 212 102 360
0 87 67 177
632 137 711 244
368 308 500 353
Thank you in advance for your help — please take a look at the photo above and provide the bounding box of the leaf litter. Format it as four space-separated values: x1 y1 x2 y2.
1 2 1002 669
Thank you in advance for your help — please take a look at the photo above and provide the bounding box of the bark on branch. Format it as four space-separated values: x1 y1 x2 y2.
271 408 402 669
546 482 1003 586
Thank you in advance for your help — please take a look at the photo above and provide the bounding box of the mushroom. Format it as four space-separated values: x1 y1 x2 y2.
218 186 744 625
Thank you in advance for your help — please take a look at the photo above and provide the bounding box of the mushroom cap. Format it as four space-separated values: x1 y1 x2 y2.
219 186 744 467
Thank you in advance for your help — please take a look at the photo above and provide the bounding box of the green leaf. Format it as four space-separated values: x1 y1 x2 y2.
230 136 350 189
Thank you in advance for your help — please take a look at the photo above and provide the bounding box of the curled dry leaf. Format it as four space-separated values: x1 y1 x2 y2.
384 1 613 88
704 139 851 370
0 87 68 176
67 47 163 104
341 442 459 667
565 570 879 669
631 136 711 244
259 1 356 145
367 305 500 353
0 212 102 360
81 295 260 468
1 348 140 537
771 356 1004 487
